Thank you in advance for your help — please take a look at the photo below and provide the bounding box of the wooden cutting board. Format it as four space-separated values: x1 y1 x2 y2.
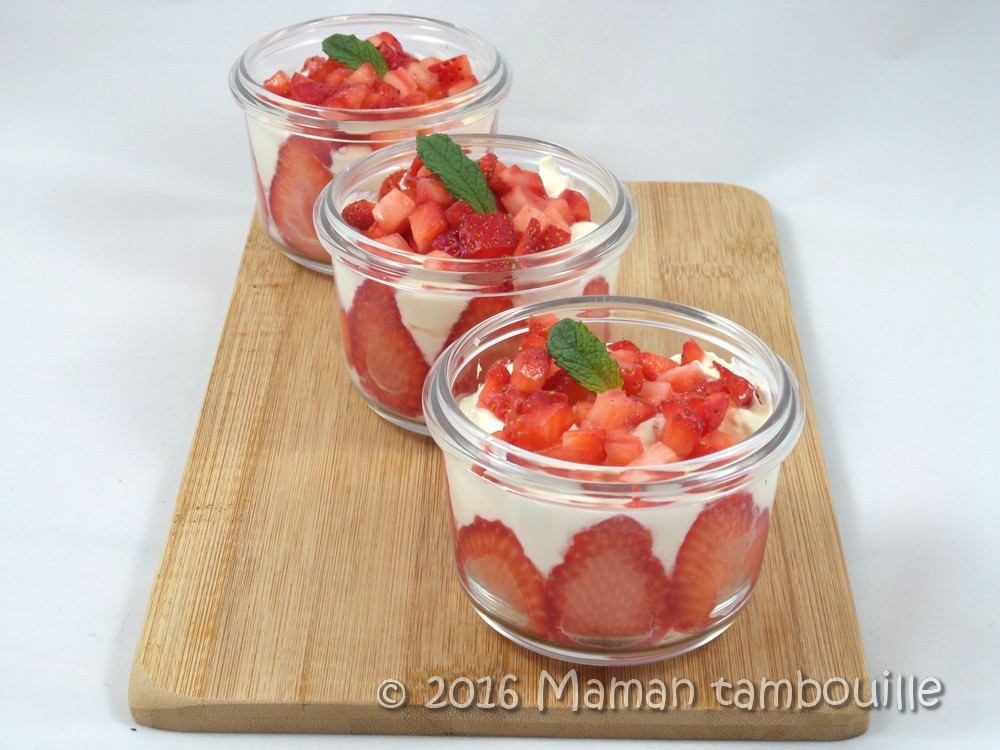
129 182 869 740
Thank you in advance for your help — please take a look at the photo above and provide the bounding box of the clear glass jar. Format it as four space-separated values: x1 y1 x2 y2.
422 296 805 665
314 134 638 433
229 14 511 272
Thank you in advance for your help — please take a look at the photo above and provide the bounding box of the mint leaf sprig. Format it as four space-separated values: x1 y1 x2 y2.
546 319 624 393
415 133 497 214
322 34 389 76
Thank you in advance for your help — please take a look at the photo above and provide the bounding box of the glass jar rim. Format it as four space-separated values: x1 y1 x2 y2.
229 14 512 132
314 133 638 287
423 296 806 503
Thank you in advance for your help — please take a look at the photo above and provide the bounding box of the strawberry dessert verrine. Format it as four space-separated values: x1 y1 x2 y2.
229 15 511 272
315 134 637 433
422 297 804 665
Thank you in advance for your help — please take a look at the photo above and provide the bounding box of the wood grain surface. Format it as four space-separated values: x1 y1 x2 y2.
128 182 869 739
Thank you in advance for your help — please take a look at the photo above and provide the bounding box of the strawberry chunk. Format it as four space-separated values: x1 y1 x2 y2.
341 199 375 231
538 427 607 464
538 224 571 251
583 389 656 432
659 400 705 458
547 515 670 645
268 136 331 261
510 347 553 395
503 392 574 451
712 360 757 407
428 54 476 95
457 517 546 636
262 70 291 97
513 217 542 256
346 280 430 417
372 187 416 234
457 213 517 259
477 361 521 421
639 350 677 380
681 339 706 364
668 492 768 631
660 362 707 394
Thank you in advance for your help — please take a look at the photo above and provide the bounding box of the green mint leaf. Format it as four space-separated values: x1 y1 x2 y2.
321 34 388 76
415 134 497 214
546 318 624 394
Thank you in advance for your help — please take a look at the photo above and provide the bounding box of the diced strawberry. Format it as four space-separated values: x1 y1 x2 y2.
262 70 291 97
372 187 416 234
501 185 547 216
428 54 476 95
513 217 542 256
268 136 331 261
639 351 677 380
539 427 607 464
301 55 338 81
477 152 499 184
543 198 574 230
681 339 706 364
558 188 591 222
499 164 546 196
345 62 378 86
363 79 403 108
638 377 673 404
604 429 645 466
323 67 351 89
444 200 474 228
659 400 705 458
429 228 460 256
439 295 514 354
542 370 593 405
511 204 548 235
404 59 445 99
288 72 328 104
371 232 411 253
413 174 454 206
346 280 430 417
503 392 574 451
510 347 553 395
477 361 521 421
456 213 517 259
374 39 416 71
407 201 449 253
712 360 757 407
378 169 406 199
538 225 571 251
661 362 707 393
668 492 765 631
690 428 740 458
583 389 656 432
547 515 670 644
608 340 641 355
456 517 547 636
341 199 375 231
619 363 645 396
323 82 367 109
672 390 730 434
627 441 678 466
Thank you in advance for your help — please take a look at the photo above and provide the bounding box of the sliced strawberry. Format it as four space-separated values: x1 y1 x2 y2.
503 391 574 451
510 346 553 395
583 276 609 295
668 492 765 632
456 213 517 259
539 427 607 464
456 517 546 636
268 136 331 261
547 515 670 645
712 360 757 407
439 294 514 354
341 199 375 231
347 280 429 417
681 339 706 364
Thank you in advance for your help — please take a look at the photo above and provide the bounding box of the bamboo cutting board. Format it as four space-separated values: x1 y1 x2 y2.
129 182 869 739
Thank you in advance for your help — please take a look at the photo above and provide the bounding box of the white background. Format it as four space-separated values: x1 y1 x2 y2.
2 1 998 748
